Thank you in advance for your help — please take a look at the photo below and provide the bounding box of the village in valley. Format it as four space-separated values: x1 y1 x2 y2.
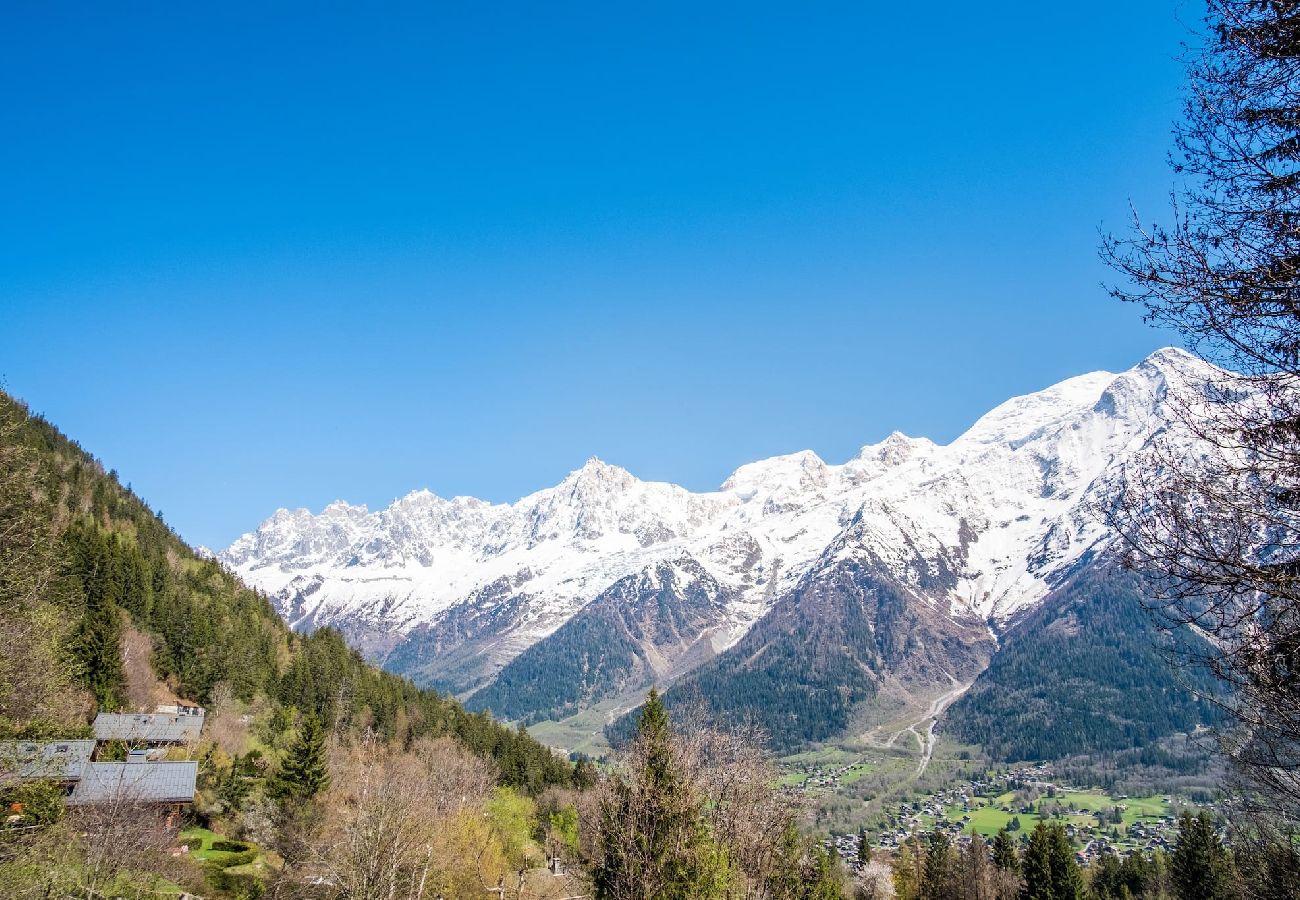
783 755 1210 869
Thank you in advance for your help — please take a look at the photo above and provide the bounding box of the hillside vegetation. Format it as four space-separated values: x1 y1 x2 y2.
943 570 1223 761
0 391 583 896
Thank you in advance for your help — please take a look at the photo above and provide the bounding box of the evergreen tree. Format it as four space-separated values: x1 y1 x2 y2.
993 828 1020 873
767 825 846 900
1046 823 1084 900
593 690 731 900
1170 812 1235 900
923 829 954 900
858 827 870 868
269 714 331 803
66 531 126 711
1021 822 1082 900
1021 824 1054 900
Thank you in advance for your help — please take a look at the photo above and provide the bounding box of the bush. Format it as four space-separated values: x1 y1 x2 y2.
212 839 251 852
205 849 257 869
0 780 64 826
204 862 264 898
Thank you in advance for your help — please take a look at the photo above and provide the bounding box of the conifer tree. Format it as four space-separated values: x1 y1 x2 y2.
1046 823 1084 900
592 689 731 900
1021 825 1053 900
1021 822 1082 900
67 542 126 711
767 824 845 900
270 714 331 803
923 829 954 900
993 829 1020 873
1170 812 1235 900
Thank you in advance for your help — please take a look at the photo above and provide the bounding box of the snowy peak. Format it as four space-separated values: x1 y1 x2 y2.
221 347 1229 703
955 371 1118 448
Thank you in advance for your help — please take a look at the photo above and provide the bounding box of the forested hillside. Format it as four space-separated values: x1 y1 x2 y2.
608 528 995 752
0 390 574 789
942 569 1222 761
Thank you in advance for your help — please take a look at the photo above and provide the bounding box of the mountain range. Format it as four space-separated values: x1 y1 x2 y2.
222 348 1221 754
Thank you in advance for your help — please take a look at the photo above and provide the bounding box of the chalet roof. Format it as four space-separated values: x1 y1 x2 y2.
67 762 197 806
0 740 95 781
93 712 204 743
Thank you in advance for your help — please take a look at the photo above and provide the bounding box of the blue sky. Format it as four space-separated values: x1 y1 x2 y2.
3 2 1192 548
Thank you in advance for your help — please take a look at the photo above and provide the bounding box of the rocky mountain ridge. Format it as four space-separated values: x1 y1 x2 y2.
222 348 1216 729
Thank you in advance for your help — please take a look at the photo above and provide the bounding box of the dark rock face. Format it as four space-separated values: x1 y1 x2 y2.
466 555 739 722
384 576 536 696
620 530 997 752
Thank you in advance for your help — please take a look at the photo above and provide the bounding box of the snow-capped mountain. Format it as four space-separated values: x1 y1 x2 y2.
222 348 1216 720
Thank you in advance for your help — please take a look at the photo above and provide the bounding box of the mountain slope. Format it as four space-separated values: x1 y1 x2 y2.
466 555 740 723
940 568 1223 761
612 514 997 750
222 348 1226 742
0 390 576 792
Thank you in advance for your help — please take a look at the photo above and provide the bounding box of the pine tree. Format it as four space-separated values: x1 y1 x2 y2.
593 689 731 900
1021 822 1082 900
858 827 870 868
269 714 331 803
1170 812 1235 900
1021 824 1054 900
923 829 954 900
993 828 1020 873
67 534 126 711
1046 823 1084 900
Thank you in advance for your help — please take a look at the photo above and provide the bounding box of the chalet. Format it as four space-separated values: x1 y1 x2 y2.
68 761 197 809
0 740 95 786
94 709 205 744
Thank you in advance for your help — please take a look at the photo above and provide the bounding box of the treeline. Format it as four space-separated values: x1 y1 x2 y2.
0 390 576 792
943 571 1223 762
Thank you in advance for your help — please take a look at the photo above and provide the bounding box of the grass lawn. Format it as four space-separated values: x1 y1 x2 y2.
178 826 255 863
1048 791 1171 826
945 804 1042 836
840 762 877 785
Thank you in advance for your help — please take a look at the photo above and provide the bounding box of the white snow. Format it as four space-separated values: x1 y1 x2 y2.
220 348 1226 666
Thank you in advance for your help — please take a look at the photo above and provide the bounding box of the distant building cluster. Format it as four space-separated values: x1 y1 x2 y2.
859 765 1194 867
0 703 204 813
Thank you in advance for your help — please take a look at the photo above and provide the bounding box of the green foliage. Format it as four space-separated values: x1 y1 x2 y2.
594 690 734 900
992 829 1020 872
0 720 92 741
946 571 1223 761
1170 812 1234 900
1021 822 1083 900
0 779 65 827
1089 850 1167 900
762 822 845 900
486 786 537 867
922 830 954 900
547 804 581 854
211 839 253 852
268 714 330 803
64 524 128 709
